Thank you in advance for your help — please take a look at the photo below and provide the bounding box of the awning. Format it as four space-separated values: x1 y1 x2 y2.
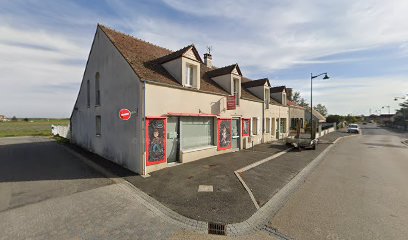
166 112 219 117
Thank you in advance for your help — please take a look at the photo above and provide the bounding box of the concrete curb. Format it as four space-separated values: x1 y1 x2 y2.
225 134 358 236
60 134 356 236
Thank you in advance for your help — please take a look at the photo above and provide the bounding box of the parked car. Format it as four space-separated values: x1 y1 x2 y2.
347 124 360 134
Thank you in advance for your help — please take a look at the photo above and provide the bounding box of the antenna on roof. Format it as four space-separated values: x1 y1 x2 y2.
206 46 212 55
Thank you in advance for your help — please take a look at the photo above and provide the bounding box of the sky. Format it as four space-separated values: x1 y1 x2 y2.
1 0 408 118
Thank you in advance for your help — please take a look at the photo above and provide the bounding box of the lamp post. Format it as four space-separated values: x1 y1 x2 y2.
310 72 329 139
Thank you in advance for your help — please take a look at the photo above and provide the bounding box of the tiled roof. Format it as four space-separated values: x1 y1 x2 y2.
206 64 242 78
270 98 283 106
287 100 305 109
156 44 202 64
270 86 286 93
306 108 326 121
241 78 271 88
99 25 263 102
99 25 229 95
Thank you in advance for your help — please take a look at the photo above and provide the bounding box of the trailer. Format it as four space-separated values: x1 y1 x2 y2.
285 119 318 150
285 135 318 150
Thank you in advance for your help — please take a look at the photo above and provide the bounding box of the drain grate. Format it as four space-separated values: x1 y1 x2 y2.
208 222 226 235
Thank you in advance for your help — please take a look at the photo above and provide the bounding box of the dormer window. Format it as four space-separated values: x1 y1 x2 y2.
185 63 195 87
160 45 201 90
233 78 240 105
265 88 270 109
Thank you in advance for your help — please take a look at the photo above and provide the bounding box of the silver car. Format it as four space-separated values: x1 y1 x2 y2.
347 124 360 134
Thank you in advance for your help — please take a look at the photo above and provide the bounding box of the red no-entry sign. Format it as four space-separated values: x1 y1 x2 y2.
119 109 131 121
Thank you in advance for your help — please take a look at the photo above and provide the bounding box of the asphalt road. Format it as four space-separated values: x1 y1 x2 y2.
0 136 112 212
269 124 408 240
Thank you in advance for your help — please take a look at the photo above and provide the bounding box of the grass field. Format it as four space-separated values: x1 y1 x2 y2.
0 119 69 137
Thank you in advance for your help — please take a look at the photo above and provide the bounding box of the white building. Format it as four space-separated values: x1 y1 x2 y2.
70 25 289 175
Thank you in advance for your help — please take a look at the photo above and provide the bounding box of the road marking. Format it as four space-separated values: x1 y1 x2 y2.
234 148 293 209
263 225 293 240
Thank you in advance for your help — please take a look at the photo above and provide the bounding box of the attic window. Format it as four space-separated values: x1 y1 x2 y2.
185 63 195 87
233 78 240 105
265 88 270 109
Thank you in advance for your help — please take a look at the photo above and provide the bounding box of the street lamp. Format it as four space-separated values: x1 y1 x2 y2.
310 72 329 139
381 106 390 114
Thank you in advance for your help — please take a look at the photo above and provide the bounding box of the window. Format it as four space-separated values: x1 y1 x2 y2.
266 118 270 133
280 118 287 133
265 88 270 109
181 117 214 150
282 93 287 105
86 80 90 107
252 117 258 135
95 72 100 106
233 78 240 105
291 118 296 130
185 64 194 87
96 115 101 136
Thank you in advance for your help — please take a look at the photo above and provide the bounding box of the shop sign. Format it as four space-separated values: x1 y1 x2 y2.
227 96 236 110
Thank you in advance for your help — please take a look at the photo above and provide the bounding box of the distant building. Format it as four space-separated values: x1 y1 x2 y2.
305 108 326 123
0 115 8 122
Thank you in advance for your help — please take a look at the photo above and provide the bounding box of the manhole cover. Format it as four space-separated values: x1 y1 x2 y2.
198 185 213 192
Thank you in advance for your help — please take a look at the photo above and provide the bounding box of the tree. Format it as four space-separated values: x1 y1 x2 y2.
326 114 343 124
23 118 29 122
299 98 309 107
292 91 301 103
314 104 328 116
11 116 17 121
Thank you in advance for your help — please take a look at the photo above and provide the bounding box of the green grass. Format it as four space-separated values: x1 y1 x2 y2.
0 119 69 137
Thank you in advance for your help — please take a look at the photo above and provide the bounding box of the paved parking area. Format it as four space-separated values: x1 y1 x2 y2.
127 141 289 224
125 132 349 224
0 136 112 212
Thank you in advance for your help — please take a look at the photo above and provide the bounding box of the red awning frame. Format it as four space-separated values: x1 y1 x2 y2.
166 112 219 117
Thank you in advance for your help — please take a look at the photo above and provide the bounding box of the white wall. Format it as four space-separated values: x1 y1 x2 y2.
70 27 143 174
144 83 264 172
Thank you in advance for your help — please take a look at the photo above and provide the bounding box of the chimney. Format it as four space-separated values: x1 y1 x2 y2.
286 88 293 100
204 53 212 68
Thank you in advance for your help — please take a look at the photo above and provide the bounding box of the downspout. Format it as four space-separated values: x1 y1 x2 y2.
142 80 147 175
262 97 265 143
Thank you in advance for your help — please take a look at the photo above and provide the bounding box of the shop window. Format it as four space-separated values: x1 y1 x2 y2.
181 117 214 150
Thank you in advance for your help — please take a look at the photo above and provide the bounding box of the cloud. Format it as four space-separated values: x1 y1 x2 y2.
1 0 408 117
